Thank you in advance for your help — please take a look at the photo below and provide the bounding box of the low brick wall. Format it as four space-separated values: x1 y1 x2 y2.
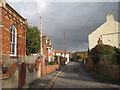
41 65 47 76
46 65 59 74
41 64 59 76
2 55 59 88
86 59 120 80
97 64 120 80
2 67 18 88
86 59 95 70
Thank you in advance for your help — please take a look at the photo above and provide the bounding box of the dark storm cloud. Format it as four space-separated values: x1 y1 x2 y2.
8 2 118 51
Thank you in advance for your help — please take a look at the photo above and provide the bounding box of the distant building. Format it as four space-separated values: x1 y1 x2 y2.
42 36 54 62
72 51 88 62
54 50 69 64
88 13 120 50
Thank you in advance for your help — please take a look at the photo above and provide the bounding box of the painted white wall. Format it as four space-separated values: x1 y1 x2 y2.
54 53 70 64
88 13 120 50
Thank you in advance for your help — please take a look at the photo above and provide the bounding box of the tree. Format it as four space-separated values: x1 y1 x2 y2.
26 25 40 55
113 47 120 64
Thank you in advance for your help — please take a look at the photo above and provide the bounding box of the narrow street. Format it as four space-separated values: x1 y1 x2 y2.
51 62 119 88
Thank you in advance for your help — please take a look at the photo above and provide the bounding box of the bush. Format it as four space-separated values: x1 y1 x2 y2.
49 61 55 65
89 44 114 64
112 47 120 64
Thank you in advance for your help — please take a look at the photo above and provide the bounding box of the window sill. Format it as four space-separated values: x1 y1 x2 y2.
10 56 18 59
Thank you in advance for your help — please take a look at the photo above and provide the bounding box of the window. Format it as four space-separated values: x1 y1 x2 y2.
10 25 17 56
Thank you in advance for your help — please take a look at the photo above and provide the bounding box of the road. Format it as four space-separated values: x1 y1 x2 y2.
51 62 119 88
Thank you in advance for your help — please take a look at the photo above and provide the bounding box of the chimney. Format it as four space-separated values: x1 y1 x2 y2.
106 13 114 22
97 38 103 45
0 0 6 7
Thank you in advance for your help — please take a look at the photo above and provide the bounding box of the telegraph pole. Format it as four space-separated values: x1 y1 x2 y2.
40 17 43 55
64 32 66 58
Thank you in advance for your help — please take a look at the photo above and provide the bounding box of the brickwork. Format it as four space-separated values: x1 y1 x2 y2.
1 1 26 57
46 65 59 74
97 64 120 80
42 36 54 62
40 55 59 76
2 55 59 88
86 57 120 81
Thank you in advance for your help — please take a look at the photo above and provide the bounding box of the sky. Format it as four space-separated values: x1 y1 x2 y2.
7 0 119 52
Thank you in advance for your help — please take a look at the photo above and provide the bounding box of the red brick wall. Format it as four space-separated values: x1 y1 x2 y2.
40 56 59 76
97 64 120 80
1 4 26 57
46 65 59 74
42 37 54 62
86 58 95 70
86 57 120 80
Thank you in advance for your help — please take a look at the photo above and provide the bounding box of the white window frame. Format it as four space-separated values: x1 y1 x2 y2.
10 25 17 56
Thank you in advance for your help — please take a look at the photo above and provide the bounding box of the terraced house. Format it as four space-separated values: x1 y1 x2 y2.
42 35 54 63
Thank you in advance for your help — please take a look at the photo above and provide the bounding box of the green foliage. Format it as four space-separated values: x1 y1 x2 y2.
112 47 120 64
54 55 58 63
77 55 81 59
90 45 114 64
90 45 114 55
49 61 55 65
60 59 63 62
54 55 58 60
26 25 40 55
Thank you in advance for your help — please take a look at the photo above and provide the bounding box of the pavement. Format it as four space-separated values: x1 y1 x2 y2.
28 65 67 89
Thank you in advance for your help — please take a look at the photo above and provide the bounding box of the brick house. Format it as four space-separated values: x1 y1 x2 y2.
42 35 54 63
0 0 26 66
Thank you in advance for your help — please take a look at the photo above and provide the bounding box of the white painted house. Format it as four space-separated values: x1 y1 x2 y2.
88 13 120 50
54 50 69 64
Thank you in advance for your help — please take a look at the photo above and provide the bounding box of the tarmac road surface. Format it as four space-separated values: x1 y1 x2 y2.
51 62 119 89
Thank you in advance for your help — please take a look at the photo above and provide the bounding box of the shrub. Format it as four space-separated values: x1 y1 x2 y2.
89 44 114 64
112 47 120 64
49 61 55 65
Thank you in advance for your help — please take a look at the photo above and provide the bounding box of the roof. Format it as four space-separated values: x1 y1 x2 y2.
0 0 26 21
54 50 69 54
88 13 119 36
6 3 26 21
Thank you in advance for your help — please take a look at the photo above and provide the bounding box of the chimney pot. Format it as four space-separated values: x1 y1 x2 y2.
106 13 114 21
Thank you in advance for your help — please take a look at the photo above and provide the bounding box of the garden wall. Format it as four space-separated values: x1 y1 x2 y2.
97 64 120 80
46 65 59 74
1 55 59 88
86 59 120 80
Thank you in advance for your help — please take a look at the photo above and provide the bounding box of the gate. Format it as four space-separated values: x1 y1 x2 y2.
18 62 26 88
